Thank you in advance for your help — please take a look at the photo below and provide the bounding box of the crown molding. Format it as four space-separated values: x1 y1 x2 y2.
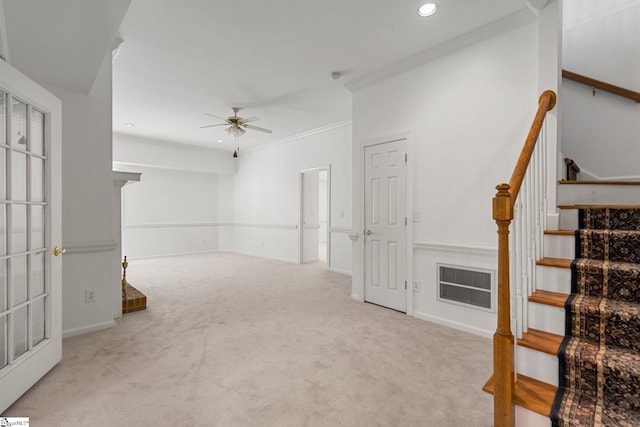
0 1 10 63
244 119 352 153
345 8 535 93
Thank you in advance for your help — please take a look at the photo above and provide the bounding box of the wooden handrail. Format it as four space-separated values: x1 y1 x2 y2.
491 90 556 427
563 69 640 103
508 90 557 200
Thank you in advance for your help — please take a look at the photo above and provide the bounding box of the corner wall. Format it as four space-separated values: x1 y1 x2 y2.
113 133 235 259
351 21 539 336
231 124 353 272
46 53 119 336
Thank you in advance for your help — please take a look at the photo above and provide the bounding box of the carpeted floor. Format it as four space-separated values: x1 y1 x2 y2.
3 253 493 426
552 208 640 426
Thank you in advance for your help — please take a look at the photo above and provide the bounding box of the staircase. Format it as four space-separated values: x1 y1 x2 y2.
485 180 640 425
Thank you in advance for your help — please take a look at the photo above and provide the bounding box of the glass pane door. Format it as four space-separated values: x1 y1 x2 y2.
0 91 49 369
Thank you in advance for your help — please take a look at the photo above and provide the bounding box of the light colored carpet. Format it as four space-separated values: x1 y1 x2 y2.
4 253 493 426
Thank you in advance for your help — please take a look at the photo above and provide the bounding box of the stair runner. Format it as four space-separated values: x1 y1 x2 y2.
551 208 640 426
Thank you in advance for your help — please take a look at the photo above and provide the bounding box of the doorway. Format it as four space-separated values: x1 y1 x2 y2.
300 167 330 265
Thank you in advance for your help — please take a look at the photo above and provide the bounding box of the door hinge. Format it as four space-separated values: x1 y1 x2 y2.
404 281 407 290
405 217 407 226
405 153 408 163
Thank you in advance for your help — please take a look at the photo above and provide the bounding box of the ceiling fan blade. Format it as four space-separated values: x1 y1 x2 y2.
240 116 259 123
200 123 227 128
204 113 229 122
243 123 272 134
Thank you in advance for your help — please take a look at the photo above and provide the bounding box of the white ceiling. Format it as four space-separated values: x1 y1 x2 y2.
3 0 531 152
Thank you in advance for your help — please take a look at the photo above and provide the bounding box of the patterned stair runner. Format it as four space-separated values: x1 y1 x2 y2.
551 208 640 426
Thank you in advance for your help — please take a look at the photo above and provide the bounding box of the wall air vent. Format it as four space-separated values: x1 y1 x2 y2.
437 264 494 312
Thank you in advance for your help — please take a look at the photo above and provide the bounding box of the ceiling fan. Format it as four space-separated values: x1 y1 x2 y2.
200 107 272 137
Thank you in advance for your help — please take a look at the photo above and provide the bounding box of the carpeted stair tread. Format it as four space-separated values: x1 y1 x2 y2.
552 387 640 427
518 328 563 355
579 208 640 231
551 206 640 426
576 229 640 263
566 294 640 352
572 258 640 304
558 337 640 411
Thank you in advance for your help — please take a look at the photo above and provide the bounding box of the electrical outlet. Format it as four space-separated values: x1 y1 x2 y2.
413 281 421 291
85 290 96 303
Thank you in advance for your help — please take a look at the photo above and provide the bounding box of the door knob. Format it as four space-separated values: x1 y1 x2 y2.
53 246 66 256
365 229 372 236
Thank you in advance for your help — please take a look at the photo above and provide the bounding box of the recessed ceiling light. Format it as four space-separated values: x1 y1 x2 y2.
418 3 438 17
124 122 135 127
217 139 223 143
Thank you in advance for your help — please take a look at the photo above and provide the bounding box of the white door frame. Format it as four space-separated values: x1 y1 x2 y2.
357 132 414 316
298 165 331 267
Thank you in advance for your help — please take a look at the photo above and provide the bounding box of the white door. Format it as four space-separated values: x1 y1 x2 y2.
0 60 63 413
364 140 407 312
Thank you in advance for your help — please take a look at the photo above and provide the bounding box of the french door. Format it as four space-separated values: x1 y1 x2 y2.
0 60 62 413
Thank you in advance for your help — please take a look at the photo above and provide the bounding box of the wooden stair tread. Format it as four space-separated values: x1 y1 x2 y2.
518 328 563 355
559 204 640 210
529 289 568 308
559 179 640 185
537 257 572 268
123 283 147 313
483 373 557 417
544 229 574 236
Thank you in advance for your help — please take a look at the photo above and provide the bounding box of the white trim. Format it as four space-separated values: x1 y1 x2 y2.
563 0 640 30
413 310 493 339
346 9 535 92
62 240 118 254
113 160 221 175
328 267 352 276
348 233 359 241
112 170 141 186
413 240 498 256
62 320 117 339
247 120 352 153
126 249 218 260
350 293 363 302
231 249 298 265
0 1 10 63
124 222 298 230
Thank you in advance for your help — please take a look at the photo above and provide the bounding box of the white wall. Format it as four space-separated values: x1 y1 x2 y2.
561 1 640 180
113 134 235 259
351 22 539 335
45 53 119 336
231 124 353 272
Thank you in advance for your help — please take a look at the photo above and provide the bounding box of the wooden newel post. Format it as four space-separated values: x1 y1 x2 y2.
122 256 128 300
493 183 515 427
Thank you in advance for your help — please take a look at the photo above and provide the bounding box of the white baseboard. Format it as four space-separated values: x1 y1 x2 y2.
328 266 352 276
63 320 117 339
232 249 299 264
412 310 493 339
350 293 363 302
125 249 219 260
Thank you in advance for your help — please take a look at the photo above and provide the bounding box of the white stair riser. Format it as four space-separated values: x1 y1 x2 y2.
544 234 575 259
517 346 559 386
536 265 571 294
516 406 552 427
558 184 640 205
559 209 579 230
528 302 565 336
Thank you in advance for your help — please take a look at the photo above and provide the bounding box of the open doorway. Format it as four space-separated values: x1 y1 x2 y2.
300 167 330 265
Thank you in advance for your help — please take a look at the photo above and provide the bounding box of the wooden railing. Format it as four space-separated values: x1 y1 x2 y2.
563 70 640 103
491 90 557 427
